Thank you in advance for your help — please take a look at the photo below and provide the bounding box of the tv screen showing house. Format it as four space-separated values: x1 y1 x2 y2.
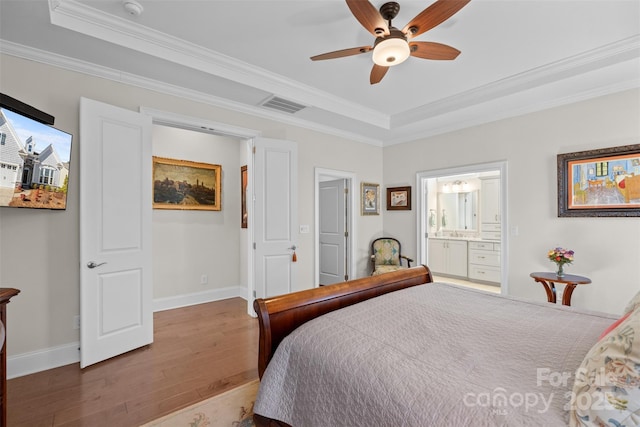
0 107 72 210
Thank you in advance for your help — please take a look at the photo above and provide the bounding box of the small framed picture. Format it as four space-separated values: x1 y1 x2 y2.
361 182 380 215
387 186 411 210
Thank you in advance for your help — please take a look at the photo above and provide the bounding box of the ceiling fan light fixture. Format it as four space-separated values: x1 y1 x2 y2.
372 37 410 66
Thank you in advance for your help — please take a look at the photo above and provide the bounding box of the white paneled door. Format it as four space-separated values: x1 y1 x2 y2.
79 98 153 368
253 137 298 299
319 179 347 285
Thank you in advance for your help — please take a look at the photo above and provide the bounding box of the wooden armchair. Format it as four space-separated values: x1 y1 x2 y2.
370 237 413 276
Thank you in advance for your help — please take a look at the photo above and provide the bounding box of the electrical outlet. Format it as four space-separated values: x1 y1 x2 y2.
73 315 80 330
200 274 208 285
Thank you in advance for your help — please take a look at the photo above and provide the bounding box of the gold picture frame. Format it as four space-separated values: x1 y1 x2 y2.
152 156 221 211
361 182 380 215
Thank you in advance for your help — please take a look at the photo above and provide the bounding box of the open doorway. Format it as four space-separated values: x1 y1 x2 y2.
416 161 508 294
140 107 260 316
150 124 250 306
315 168 357 286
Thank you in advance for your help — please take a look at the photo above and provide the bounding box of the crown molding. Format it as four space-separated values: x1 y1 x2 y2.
391 35 640 128
0 40 384 146
2 36 636 148
385 65 640 146
47 0 390 130
4 0 640 149
47 0 639 138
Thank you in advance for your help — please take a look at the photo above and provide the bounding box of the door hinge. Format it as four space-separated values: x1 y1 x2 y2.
253 290 256 298
253 242 256 249
252 146 256 154
344 188 348 194
344 231 348 237
344 274 349 281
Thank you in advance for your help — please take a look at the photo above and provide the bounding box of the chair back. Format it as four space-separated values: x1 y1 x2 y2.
371 238 402 268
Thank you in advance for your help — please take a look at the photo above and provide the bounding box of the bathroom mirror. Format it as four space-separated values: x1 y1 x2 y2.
438 191 478 231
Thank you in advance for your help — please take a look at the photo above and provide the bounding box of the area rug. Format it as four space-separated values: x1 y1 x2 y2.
141 379 259 427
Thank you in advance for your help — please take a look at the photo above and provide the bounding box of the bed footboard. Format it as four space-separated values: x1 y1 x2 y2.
253 265 433 378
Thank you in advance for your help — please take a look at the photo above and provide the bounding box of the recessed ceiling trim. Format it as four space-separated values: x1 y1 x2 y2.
385 61 640 146
391 35 640 128
1 37 635 148
0 40 384 146
47 0 391 130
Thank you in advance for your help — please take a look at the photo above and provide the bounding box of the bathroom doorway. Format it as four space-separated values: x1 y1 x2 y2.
416 161 508 293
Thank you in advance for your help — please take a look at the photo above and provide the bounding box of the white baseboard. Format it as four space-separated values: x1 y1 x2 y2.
8 286 247 379
8 341 80 379
152 286 247 312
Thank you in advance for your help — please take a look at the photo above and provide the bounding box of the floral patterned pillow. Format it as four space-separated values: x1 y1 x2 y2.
570 306 640 426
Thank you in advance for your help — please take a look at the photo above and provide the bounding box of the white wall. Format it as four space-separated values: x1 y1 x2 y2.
0 54 382 376
382 89 640 315
151 125 242 301
2 52 636 377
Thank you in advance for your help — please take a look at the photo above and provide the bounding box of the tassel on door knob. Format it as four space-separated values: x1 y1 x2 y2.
292 251 297 262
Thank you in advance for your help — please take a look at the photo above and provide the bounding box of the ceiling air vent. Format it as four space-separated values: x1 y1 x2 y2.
260 96 306 114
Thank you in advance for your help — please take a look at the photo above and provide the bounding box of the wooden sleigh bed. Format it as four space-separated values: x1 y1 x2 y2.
252 266 639 427
252 267 432 427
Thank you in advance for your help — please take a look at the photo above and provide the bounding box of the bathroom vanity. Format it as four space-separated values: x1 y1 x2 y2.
428 175 501 284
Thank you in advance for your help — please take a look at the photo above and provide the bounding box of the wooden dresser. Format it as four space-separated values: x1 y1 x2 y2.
0 288 20 427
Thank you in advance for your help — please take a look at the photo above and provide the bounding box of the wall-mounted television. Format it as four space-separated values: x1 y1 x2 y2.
0 94 72 210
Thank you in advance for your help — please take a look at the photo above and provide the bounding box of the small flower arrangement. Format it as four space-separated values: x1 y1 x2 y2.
548 247 574 277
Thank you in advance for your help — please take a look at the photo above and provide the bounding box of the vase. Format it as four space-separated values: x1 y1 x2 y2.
556 263 565 277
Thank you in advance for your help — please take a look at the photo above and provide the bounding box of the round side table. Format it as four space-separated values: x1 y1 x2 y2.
529 272 591 306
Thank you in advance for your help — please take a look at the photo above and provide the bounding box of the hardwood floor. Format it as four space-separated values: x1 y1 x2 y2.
8 297 259 426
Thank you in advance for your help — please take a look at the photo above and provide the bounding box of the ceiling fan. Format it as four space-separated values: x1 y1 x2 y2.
311 0 471 84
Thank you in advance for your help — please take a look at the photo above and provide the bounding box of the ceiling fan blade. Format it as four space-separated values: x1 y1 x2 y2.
346 0 389 37
370 64 389 84
409 41 461 60
402 0 471 39
310 46 372 61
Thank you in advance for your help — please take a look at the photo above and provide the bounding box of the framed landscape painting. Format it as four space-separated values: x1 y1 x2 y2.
557 144 640 217
153 156 221 211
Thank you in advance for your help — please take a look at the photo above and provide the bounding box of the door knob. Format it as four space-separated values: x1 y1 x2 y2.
87 261 107 269
288 245 297 262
